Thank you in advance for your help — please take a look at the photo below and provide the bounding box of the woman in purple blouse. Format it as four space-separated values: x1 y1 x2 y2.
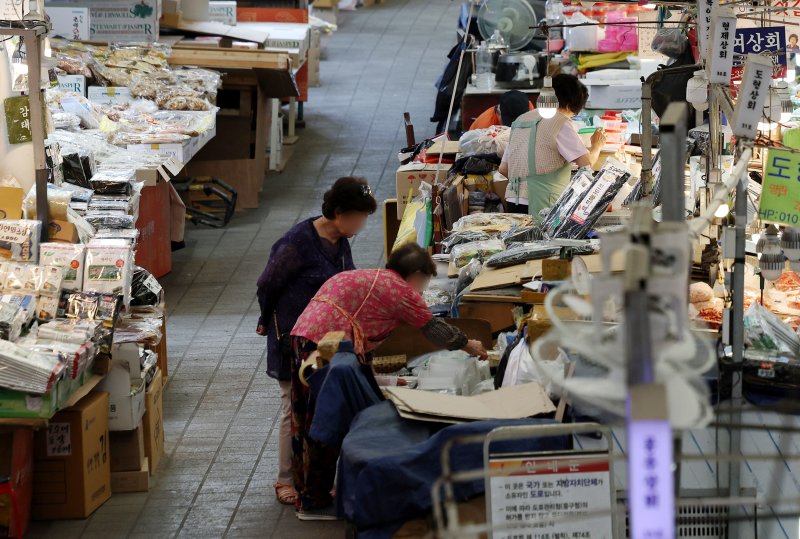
256 177 377 505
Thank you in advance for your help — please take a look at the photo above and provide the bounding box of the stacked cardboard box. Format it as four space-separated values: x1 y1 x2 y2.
32 392 111 520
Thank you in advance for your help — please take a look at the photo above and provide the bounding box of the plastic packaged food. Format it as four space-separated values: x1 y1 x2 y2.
0 220 41 263
39 243 86 291
485 243 562 268
89 173 133 196
130 266 163 307
743 302 800 356
24 185 73 221
440 230 491 253
450 239 505 269
541 168 596 238
84 213 135 230
84 240 134 304
452 213 533 232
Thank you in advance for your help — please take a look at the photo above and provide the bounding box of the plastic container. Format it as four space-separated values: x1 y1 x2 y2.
475 42 494 90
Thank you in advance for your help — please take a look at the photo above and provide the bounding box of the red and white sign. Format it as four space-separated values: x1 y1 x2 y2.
488 454 613 539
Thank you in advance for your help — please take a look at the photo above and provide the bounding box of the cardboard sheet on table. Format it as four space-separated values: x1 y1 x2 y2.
385 383 555 424
470 260 541 291
425 140 461 157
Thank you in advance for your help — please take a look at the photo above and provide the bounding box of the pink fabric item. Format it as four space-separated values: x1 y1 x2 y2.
291 269 433 351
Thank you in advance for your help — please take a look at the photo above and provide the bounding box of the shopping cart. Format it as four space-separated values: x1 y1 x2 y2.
171 176 237 229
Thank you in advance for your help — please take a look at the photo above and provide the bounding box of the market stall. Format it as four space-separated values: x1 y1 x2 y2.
327 2 800 537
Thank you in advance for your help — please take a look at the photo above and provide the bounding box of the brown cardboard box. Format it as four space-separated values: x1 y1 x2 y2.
110 458 149 493
142 368 164 476
47 220 79 243
395 163 450 219
0 187 23 220
0 428 33 537
109 425 145 473
32 392 111 520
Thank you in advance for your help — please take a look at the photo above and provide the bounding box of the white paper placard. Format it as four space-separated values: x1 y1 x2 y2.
488 454 613 539
628 420 675 539
732 54 774 139
46 6 91 40
0 0 28 20
0 221 33 244
46 422 72 457
709 6 737 84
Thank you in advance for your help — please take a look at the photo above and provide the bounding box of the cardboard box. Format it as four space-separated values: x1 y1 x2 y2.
56 75 87 96
81 0 161 42
32 392 111 520
45 6 91 39
395 163 450 219
0 187 23 220
142 368 164 475
87 86 132 106
47 220 79 243
0 428 33 537
110 457 149 493
584 81 642 110
209 1 236 24
109 425 145 472
385 383 555 423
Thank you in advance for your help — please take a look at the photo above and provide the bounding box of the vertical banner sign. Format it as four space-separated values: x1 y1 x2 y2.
709 6 738 84
759 148 800 226
732 54 774 139
3 96 32 145
698 0 713 61
732 27 787 80
628 420 675 539
488 454 614 539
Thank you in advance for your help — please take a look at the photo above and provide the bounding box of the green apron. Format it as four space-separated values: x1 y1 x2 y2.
508 116 572 220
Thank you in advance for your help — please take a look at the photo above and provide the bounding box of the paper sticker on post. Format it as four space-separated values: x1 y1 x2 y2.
731 54 773 139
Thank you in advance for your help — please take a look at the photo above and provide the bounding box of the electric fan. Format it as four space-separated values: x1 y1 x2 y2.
477 0 539 51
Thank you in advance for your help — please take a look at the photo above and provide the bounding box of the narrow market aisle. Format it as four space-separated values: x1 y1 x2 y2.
29 1 460 538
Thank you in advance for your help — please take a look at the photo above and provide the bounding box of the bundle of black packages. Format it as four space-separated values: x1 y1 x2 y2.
485 243 561 268
499 224 546 244
541 168 597 238
440 230 491 253
624 153 662 207
551 159 631 239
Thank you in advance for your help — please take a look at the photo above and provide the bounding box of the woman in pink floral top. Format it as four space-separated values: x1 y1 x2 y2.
289 244 487 519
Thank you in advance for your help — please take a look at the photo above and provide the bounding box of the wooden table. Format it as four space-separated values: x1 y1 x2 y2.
461 84 539 131
169 45 298 210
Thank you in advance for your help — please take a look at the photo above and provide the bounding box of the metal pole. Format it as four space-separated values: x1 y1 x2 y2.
640 80 654 197
24 29 49 242
658 102 689 222
727 140 747 539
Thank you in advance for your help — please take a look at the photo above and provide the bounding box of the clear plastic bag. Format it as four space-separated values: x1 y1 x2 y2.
440 230 491 253
651 28 688 60
486 243 562 268
450 239 505 269
39 243 86 291
24 185 73 221
452 213 533 232
743 302 800 356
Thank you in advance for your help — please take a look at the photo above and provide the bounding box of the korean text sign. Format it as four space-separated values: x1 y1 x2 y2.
732 27 787 80
488 454 613 539
760 148 800 226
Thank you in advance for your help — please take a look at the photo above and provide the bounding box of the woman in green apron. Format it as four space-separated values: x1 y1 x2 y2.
499 74 606 219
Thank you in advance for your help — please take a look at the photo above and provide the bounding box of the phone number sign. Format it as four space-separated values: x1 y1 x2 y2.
760 148 800 225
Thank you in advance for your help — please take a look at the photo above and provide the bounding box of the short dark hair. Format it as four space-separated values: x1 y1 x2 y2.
552 74 589 115
321 177 377 219
387 243 437 279
499 91 530 126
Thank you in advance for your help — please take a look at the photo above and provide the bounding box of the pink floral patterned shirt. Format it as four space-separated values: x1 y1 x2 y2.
291 269 433 352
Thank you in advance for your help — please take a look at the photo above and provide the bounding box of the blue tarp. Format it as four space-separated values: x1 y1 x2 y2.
338 401 570 539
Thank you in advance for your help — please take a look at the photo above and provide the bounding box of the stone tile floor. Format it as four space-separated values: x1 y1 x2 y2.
30 0 459 537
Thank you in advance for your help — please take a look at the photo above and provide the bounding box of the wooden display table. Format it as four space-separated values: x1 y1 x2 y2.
168 45 298 209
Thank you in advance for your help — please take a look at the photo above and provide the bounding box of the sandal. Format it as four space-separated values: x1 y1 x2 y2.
275 483 298 506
